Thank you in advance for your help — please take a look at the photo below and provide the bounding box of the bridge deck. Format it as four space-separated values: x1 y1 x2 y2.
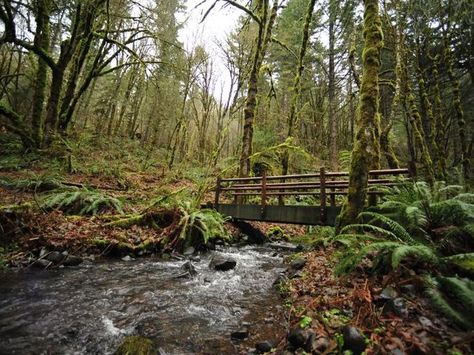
215 204 341 225
212 167 411 226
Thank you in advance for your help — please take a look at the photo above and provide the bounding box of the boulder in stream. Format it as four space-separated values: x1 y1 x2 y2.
63 255 83 266
114 336 155 355
209 255 237 271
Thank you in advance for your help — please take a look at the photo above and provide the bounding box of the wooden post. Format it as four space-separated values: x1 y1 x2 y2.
330 176 336 207
320 167 327 224
215 177 221 208
261 170 267 217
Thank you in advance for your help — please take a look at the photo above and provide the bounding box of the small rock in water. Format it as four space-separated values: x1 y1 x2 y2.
255 340 275 353
230 328 249 340
115 336 154 355
45 251 64 264
209 255 237 271
121 255 134 262
32 259 50 268
183 246 195 256
342 326 366 355
268 242 299 252
63 255 83 266
181 261 197 276
190 255 201 262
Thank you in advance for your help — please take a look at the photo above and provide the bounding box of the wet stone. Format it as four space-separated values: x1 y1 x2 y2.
288 328 307 349
290 257 306 271
231 328 249 340
209 255 237 271
46 251 64 264
342 326 366 355
181 261 197 276
418 316 433 328
183 246 195 256
32 259 50 268
380 286 397 300
255 340 275 353
383 297 408 317
63 255 83 267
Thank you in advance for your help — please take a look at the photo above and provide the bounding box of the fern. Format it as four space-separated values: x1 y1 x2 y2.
429 200 474 228
444 253 474 272
359 212 416 244
453 193 474 204
330 233 382 247
425 276 474 330
42 189 123 215
390 244 438 268
339 223 400 241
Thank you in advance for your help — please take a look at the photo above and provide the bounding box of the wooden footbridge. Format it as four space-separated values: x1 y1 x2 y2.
212 168 411 226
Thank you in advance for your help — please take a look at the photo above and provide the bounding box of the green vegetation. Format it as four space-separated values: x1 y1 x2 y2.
41 189 124 215
332 181 474 329
114 336 155 355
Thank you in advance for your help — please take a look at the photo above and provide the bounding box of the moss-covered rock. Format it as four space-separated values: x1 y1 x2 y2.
114 336 156 355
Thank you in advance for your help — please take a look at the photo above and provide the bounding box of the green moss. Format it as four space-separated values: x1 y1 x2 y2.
93 238 109 248
114 336 155 355
336 0 383 230
266 226 288 240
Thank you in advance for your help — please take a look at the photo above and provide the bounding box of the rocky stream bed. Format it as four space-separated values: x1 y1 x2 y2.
0 244 295 354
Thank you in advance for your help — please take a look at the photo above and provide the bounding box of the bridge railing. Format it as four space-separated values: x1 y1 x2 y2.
214 168 411 223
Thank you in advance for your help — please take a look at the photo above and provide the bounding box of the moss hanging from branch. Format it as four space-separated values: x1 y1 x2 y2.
336 0 383 229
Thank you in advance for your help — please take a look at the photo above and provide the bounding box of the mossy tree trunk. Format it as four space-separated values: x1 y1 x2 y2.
239 0 278 178
328 0 338 170
281 0 317 176
444 37 469 180
430 55 447 180
336 0 383 229
30 0 51 147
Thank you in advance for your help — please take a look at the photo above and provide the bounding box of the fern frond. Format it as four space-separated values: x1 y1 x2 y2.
391 244 438 268
339 224 399 241
330 233 381 247
359 212 415 244
444 253 474 272
453 193 474 204
426 276 474 330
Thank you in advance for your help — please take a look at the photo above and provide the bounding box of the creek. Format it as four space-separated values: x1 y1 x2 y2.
0 245 288 354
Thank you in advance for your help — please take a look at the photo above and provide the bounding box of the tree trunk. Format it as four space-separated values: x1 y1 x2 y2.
30 0 51 147
328 0 337 170
281 0 317 176
239 0 278 178
336 0 383 229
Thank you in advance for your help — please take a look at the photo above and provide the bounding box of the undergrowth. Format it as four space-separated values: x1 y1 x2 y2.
41 189 124 215
332 181 474 330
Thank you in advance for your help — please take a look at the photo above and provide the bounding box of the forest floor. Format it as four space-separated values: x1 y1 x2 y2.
0 140 473 354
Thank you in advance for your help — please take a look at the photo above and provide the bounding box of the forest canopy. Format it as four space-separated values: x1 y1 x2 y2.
0 0 472 188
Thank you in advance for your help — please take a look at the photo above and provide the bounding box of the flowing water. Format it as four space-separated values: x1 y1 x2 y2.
0 245 288 354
